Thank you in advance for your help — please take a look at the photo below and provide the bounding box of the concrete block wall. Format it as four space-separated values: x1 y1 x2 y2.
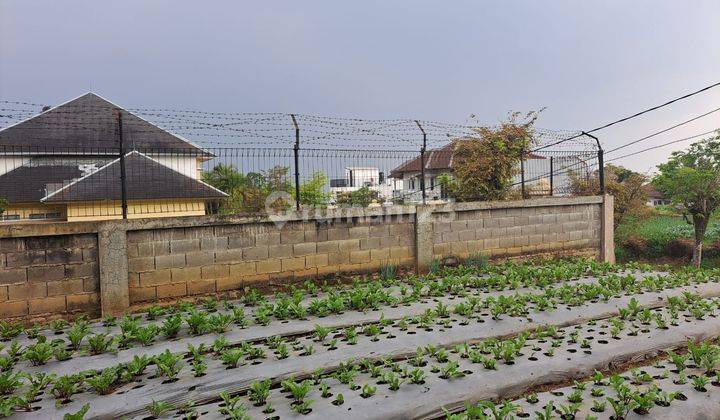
126 214 416 304
0 196 611 320
0 233 99 319
430 197 602 260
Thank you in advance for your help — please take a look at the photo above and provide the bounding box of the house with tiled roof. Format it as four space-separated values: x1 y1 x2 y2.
390 138 550 201
0 93 226 222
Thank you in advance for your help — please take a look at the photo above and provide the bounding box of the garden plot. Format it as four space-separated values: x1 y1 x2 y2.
0 260 717 419
76 295 720 420
453 341 720 419
3 265 673 378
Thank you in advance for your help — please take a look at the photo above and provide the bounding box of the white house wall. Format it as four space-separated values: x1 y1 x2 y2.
0 156 30 176
149 155 199 179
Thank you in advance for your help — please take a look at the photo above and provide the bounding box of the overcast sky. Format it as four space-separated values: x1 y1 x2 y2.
1 0 719 173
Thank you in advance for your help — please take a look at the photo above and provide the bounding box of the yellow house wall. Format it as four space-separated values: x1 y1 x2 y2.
2 203 67 221
66 199 206 222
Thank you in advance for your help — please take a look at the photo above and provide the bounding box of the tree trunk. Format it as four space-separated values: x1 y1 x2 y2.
692 214 709 268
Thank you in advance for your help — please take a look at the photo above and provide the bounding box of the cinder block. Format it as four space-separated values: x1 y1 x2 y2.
499 237 514 248
157 282 187 299
0 286 7 301
214 249 244 263
8 282 47 300
349 250 371 264
46 249 83 264
281 257 306 272
304 228 327 242
47 279 83 297
6 251 45 268
29 296 66 315
370 248 390 261
82 247 98 262
185 251 214 267
360 237 381 250
128 257 155 273
256 259 282 274
433 243 451 256
187 279 217 295
0 300 27 317
201 264 230 279
0 268 27 285
171 267 202 283
450 241 468 255
316 241 339 254
151 241 171 256
67 293 99 312
255 232 281 246
484 238 500 249
83 276 100 293
170 239 200 254
201 237 228 251
216 277 243 292
242 246 269 261
337 239 360 252
139 269 172 287
27 265 64 282
305 254 328 268
326 228 349 241
229 262 256 277
348 226 369 239
458 230 475 241
369 225 389 237
293 242 316 256
129 286 156 303
65 262 98 279
228 236 254 249
281 230 305 244
268 244 293 258
155 254 186 270
328 252 350 265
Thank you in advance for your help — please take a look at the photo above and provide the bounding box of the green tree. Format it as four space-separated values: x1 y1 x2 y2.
335 186 381 207
298 172 331 208
441 110 540 202
652 135 720 266
569 164 649 227
202 165 293 214
0 198 7 215
201 164 246 194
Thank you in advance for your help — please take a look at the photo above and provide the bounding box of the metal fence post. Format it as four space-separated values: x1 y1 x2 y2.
520 149 526 199
598 148 605 194
415 120 427 204
291 114 301 211
582 132 605 195
116 109 128 219
549 156 554 196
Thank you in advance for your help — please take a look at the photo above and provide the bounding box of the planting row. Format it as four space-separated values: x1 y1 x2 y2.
7 267 713 378
450 340 720 419
9 292 720 418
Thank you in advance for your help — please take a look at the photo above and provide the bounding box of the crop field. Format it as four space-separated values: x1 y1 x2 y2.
1 258 719 419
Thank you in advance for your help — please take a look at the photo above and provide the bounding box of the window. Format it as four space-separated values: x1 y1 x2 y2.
410 178 415 190
0 214 20 221
28 212 62 220
430 177 435 190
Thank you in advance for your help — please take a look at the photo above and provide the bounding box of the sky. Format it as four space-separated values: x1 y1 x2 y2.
1 0 719 173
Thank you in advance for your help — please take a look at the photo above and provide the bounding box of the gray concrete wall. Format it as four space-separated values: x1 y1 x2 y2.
0 196 610 320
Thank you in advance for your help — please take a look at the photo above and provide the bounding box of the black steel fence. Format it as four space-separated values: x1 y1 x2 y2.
0 101 602 221
0 144 601 222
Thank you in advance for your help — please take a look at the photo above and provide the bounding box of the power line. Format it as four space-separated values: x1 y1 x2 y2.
533 80 720 151
606 128 719 164
606 106 720 154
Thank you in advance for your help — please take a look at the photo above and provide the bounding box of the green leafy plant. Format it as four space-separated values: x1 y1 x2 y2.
63 404 90 420
146 399 174 418
248 379 270 405
86 367 118 395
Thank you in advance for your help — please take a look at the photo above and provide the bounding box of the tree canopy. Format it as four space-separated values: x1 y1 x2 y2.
652 134 720 266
